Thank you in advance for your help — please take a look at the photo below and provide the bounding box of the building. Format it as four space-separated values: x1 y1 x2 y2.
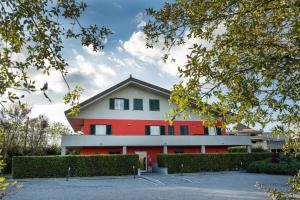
231 123 285 152
62 76 251 171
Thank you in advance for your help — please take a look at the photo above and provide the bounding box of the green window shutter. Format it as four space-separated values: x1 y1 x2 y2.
160 126 165 135
185 126 188 135
156 100 160 111
124 99 129 110
145 126 150 135
90 125 96 135
204 127 209 135
134 99 143 110
216 127 222 135
106 125 112 135
109 98 114 109
168 125 174 135
180 126 188 135
149 100 154 110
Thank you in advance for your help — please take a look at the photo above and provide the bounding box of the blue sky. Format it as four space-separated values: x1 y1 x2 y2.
29 0 189 127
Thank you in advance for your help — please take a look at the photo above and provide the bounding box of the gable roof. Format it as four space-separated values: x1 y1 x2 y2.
64 76 171 116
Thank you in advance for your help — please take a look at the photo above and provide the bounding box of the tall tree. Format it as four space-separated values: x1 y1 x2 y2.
144 0 299 198
0 0 111 114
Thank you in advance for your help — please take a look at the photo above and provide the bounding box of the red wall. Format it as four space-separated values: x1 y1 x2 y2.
82 119 226 135
80 146 228 166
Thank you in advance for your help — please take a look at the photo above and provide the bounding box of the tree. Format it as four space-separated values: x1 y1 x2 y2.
46 122 71 145
0 0 111 114
144 0 299 198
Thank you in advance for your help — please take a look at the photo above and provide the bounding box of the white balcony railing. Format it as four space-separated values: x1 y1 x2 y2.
61 135 251 147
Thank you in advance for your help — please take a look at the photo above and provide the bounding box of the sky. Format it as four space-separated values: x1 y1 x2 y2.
23 0 271 132
28 0 192 128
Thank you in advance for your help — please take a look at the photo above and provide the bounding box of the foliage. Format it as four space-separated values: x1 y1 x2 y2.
228 146 267 153
0 0 111 114
0 104 70 173
157 153 271 174
12 155 139 179
4 145 61 174
247 158 300 175
145 1 299 198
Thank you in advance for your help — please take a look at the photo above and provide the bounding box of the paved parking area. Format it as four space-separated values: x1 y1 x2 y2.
5 172 290 200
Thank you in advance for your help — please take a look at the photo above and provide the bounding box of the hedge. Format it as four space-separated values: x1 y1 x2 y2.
12 154 139 179
228 146 267 153
157 153 271 173
247 158 300 175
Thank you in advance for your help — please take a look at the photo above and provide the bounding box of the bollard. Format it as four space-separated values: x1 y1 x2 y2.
133 166 136 179
240 162 243 170
66 167 71 181
180 163 183 176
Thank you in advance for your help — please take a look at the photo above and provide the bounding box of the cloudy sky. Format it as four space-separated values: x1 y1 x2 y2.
28 0 193 128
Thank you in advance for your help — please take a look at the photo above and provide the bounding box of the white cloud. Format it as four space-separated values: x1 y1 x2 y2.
98 64 116 76
135 12 146 29
83 45 105 56
30 103 71 128
121 31 187 76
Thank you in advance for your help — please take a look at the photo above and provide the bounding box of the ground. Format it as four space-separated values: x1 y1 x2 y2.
5 172 290 200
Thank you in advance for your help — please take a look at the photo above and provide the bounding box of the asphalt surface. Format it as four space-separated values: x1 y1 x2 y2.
5 172 290 200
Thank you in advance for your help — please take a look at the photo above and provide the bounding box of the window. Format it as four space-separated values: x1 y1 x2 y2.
145 125 165 135
180 125 189 135
109 98 129 110
90 124 112 135
168 125 174 135
133 99 143 110
149 99 160 111
208 127 216 135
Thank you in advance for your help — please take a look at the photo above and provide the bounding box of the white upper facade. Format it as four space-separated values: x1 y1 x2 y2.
69 77 202 121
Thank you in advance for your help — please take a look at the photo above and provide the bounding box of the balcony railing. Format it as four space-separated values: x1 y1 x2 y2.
61 135 251 147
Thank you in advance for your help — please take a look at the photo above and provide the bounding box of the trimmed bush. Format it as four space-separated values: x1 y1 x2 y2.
228 146 267 153
12 154 139 179
247 158 300 175
157 153 271 173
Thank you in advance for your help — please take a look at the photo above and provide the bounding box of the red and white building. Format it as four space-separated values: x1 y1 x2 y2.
62 76 251 171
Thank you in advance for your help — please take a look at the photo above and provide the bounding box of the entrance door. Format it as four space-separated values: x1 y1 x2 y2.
135 151 147 172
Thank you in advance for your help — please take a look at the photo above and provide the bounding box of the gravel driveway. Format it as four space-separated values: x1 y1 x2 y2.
5 172 290 200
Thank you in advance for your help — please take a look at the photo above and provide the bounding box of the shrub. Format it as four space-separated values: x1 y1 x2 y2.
247 158 300 175
12 154 139 179
4 145 61 174
228 146 267 153
157 153 271 173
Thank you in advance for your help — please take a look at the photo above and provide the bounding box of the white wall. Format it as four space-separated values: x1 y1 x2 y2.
74 84 202 121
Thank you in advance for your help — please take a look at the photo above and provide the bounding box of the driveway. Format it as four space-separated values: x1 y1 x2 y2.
5 172 290 200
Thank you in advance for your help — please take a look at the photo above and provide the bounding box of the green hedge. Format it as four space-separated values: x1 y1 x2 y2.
228 146 267 153
247 158 300 175
157 153 271 173
12 154 139 179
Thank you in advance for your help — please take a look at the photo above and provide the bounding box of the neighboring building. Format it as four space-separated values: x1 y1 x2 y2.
232 123 285 152
62 76 251 171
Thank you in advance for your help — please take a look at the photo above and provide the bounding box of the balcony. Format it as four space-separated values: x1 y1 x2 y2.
61 135 251 147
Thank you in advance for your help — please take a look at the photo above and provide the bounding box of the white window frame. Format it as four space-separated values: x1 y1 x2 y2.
95 125 107 135
150 126 160 136
114 99 125 110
